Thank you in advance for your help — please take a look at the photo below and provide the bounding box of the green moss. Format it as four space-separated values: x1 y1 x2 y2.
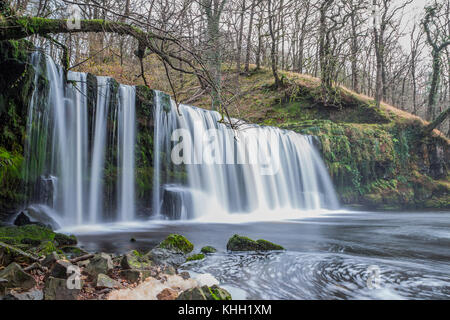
256 239 285 251
227 234 284 251
208 285 232 300
0 224 56 246
200 246 217 254
186 253 205 262
158 234 194 254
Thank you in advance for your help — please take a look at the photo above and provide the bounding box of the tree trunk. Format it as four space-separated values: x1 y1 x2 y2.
424 107 450 136
244 0 256 73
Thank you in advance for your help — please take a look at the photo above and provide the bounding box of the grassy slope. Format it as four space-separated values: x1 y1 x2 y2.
209 67 449 210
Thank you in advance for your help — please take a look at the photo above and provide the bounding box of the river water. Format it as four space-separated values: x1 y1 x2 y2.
69 211 450 300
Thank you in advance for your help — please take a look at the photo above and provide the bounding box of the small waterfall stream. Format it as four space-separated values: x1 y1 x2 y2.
24 53 338 227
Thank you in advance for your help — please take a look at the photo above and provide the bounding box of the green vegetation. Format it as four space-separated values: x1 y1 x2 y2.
158 234 194 254
186 253 205 262
227 234 285 251
200 246 217 254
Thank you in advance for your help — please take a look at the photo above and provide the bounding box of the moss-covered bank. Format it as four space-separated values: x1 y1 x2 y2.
260 84 449 210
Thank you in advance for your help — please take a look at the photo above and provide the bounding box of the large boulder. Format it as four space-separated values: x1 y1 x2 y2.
201 246 217 254
157 234 194 254
96 273 123 289
176 285 231 300
120 250 153 270
41 252 62 268
0 263 36 292
226 234 285 251
119 269 156 284
145 248 186 268
14 206 60 230
49 260 74 279
44 277 82 300
2 288 43 300
157 288 178 300
85 253 113 279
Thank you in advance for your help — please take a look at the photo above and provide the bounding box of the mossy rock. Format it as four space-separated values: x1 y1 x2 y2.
176 285 232 301
186 253 205 262
53 233 77 246
0 224 56 246
256 239 285 251
121 250 153 270
227 234 285 252
200 246 217 254
157 234 194 254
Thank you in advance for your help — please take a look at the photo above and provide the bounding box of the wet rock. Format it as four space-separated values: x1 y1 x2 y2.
49 260 74 279
0 262 36 291
2 288 43 300
13 207 60 230
157 234 194 254
186 253 205 262
0 241 39 266
179 271 191 280
255 239 285 251
120 269 156 283
85 253 113 278
201 246 217 254
61 246 89 259
157 288 178 300
176 285 231 300
41 252 61 268
77 259 90 268
53 233 77 246
161 265 177 275
96 273 123 289
44 277 82 300
120 250 152 270
146 248 186 267
0 278 8 296
226 234 285 251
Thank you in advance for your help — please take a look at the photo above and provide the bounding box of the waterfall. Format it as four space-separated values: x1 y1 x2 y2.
24 53 137 226
24 52 338 227
153 95 340 220
117 85 136 221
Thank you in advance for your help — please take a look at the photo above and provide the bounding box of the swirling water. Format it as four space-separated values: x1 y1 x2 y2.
73 211 450 300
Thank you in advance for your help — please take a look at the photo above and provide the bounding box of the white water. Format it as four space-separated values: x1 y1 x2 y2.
88 77 111 224
25 54 338 228
25 54 137 226
117 85 136 221
153 93 340 221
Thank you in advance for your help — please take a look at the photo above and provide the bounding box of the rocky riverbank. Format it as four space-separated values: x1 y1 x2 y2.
0 221 284 300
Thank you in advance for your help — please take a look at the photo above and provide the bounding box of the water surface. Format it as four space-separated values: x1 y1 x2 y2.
71 211 450 300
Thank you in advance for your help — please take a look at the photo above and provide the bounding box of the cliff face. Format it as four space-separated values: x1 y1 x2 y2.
0 40 448 219
0 40 36 215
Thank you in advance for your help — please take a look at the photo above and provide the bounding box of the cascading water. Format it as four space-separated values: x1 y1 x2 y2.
24 53 137 226
153 93 340 220
24 52 338 227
